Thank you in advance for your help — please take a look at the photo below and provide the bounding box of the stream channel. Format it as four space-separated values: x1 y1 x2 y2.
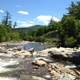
0 42 53 80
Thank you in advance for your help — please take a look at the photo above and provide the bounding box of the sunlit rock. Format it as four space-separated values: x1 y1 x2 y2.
32 60 47 67
59 73 76 80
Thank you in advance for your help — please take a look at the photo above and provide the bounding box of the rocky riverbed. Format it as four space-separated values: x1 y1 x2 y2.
0 45 80 80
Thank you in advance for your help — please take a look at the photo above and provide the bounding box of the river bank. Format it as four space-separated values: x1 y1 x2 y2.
0 41 30 46
0 42 80 80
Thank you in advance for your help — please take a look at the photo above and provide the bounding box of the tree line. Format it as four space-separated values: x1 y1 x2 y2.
0 11 20 42
22 1 80 47
0 1 80 47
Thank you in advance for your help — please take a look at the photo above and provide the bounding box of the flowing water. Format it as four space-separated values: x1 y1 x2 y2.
0 42 53 80
0 58 20 80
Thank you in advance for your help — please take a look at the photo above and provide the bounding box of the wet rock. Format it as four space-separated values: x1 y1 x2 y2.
65 64 76 69
34 57 52 63
0 77 19 80
20 75 46 80
27 48 34 54
5 51 16 55
38 57 52 63
75 70 80 75
32 76 46 80
43 74 51 79
50 70 61 78
32 60 47 67
37 51 49 56
7 48 13 51
59 73 76 80
12 46 22 51
34 66 39 69
49 50 80 65
32 51 37 57
17 51 31 58
18 55 25 58
0 53 13 58
0 47 6 53
48 63 77 79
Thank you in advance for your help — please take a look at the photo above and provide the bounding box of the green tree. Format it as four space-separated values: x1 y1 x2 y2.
67 1 80 20
2 11 12 28
59 15 77 46
48 18 54 26
65 37 76 47
13 22 17 29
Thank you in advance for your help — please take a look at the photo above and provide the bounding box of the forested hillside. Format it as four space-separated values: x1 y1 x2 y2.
0 1 80 47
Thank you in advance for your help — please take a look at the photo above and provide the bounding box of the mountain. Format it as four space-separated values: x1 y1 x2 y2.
14 25 42 31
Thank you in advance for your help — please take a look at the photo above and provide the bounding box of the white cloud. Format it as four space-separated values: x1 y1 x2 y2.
53 17 60 22
36 15 60 25
0 10 4 13
17 21 34 27
18 11 28 15
29 21 34 24
16 5 21 7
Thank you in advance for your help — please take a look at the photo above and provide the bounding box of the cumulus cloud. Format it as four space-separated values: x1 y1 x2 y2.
0 10 4 13
17 21 34 27
29 21 35 24
53 17 60 22
36 15 60 25
18 11 28 15
16 5 21 7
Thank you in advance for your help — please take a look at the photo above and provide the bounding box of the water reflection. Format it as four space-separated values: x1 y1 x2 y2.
6 42 53 51
24 42 53 51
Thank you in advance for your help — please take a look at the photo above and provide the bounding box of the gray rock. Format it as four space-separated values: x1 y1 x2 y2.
59 73 76 80
27 48 34 54
20 75 46 80
32 60 47 66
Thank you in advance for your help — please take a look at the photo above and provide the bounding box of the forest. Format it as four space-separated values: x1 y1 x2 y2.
0 1 80 47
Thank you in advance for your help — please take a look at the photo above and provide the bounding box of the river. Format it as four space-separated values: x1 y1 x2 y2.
0 42 53 80
7 42 53 51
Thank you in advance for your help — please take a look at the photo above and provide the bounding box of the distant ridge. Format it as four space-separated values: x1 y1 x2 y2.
14 25 42 31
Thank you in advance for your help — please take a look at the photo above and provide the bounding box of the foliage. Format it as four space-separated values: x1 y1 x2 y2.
58 1 80 47
0 11 20 42
64 37 76 47
67 1 80 20
1 1 80 48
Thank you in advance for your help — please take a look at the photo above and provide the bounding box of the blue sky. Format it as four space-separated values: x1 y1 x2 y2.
0 0 78 28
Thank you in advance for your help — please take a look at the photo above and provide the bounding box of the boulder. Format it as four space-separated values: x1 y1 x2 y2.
20 75 46 80
43 75 51 79
59 73 76 80
19 51 31 57
39 57 52 63
3 54 13 58
27 48 34 53
32 51 37 57
0 47 6 53
13 46 21 51
48 63 76 78
32 60 47 66
37 52 49 56
34 57 52 63
49 50 80 65
50 70 61 78
18 55 25 58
